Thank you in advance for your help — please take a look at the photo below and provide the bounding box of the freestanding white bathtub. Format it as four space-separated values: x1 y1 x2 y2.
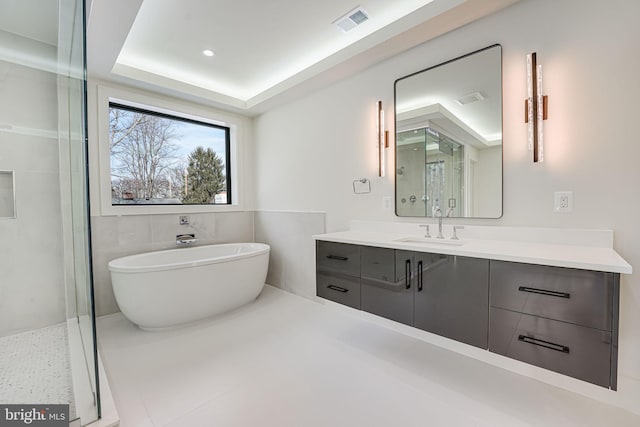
108 243 270 330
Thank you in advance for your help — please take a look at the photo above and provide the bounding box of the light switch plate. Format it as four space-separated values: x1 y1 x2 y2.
554 191 573 213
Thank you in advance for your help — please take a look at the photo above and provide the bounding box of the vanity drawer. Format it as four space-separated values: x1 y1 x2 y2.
361 246 395 281
316 271 361 309
490 261 613 330
316 241 360 277
489 307 612 388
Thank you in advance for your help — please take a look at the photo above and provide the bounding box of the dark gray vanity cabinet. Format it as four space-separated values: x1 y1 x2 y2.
488 260 619 389
413 254 489 349
315 242 361 309
315 240 620 389
319 242 490 347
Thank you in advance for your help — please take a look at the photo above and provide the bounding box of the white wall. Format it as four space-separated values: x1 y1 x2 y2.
473 145 502 216
0 56 66 337
253 0 640 413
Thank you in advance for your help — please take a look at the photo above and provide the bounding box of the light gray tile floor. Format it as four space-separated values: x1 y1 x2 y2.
99 285 640 427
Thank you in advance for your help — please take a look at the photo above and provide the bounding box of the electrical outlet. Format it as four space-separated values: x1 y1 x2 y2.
383 196 392 210
554 191 573 213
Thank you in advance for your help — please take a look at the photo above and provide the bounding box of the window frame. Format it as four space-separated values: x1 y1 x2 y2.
108 102 232 206
95 85 246 216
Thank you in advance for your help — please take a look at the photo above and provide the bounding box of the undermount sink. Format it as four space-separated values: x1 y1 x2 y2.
394 237 467 246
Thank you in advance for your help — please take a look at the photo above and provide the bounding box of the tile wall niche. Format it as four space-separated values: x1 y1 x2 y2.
254 211 325 300
91 212 254 316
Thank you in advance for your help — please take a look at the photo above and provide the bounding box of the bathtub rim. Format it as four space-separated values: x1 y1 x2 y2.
107 242 270 274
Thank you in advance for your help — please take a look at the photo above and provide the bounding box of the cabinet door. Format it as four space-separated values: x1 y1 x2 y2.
414 254 489 349
361 248 412 325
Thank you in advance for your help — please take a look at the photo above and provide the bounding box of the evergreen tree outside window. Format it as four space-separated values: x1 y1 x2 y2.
108 103 231 205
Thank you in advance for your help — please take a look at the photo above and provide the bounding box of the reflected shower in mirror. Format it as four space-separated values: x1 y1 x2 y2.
394 45 502 218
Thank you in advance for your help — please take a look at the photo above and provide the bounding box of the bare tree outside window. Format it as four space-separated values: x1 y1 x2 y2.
110 110 180 199
108 103 231 205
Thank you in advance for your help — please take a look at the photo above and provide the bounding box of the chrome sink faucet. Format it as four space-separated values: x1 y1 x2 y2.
434 207 444 239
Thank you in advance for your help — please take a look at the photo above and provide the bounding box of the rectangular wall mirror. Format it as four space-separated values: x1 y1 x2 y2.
394 44 502 218
0 170 16 218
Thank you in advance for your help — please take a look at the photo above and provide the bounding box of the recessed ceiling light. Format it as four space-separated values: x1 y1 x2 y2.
202 49 215 57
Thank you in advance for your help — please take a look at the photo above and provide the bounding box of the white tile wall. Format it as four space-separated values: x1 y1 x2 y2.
0 59 65 338
254 211 325 300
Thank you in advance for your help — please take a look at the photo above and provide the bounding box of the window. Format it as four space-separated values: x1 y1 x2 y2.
108 103 231 205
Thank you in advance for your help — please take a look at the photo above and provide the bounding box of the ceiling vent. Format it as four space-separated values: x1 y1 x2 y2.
455 92 486 106
333 6 369 33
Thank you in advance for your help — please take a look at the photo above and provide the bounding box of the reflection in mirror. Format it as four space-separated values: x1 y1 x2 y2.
0 170 16 218
395 45 502 218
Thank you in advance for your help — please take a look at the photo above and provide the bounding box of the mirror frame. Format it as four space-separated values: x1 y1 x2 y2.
393 44 503 219
0 170 16 219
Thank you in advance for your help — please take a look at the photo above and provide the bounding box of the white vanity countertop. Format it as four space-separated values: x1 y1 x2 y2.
313 230 632 274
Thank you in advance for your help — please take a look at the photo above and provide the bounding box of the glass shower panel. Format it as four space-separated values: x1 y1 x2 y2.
425 130 464 217
0 0 98 425
58 0 100 423
441 134 464 217
396 128 427 216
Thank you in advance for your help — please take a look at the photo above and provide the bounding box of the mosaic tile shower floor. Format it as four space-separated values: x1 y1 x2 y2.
0 323 76 419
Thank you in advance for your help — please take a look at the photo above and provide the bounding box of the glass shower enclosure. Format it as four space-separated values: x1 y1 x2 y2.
396 127 465 217
0 0 99 425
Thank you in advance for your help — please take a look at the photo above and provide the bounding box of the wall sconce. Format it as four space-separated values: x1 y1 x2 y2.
376 100 389 177
525 52 548 163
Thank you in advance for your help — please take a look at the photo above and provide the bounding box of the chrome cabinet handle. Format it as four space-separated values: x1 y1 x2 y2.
327 285 349 293
327 255 348 261
518 286 570 299
417 260 423 292
518 335 570 353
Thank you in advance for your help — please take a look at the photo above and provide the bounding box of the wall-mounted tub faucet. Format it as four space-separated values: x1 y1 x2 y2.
176 234 197 245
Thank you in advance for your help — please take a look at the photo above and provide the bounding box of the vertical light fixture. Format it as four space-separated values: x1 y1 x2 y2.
525 52 548 163
376 101 389 177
